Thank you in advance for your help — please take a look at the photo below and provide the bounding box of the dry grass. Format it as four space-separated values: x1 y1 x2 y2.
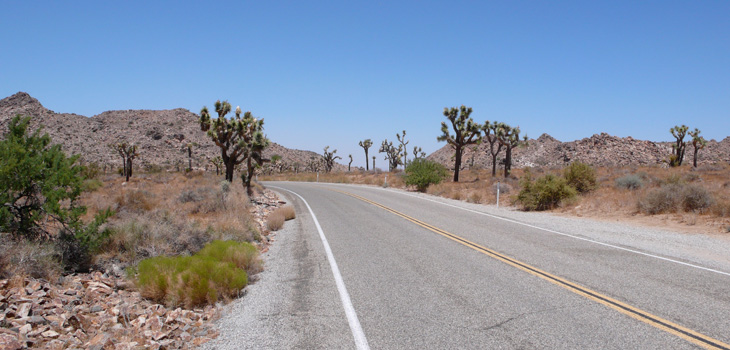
0 234 63 282
280 206 296 221
267 211 285 231
80 171 260 270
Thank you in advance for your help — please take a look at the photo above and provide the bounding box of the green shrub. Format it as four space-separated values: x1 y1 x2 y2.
615 175 643 190
82 178 104 192
0 116 112 272
517 172 577 211
197 240 262 275
563 162 597 193
403 159 449 192
133 244 249 308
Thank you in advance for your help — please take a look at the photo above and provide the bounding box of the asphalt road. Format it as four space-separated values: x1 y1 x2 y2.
205 182 730 350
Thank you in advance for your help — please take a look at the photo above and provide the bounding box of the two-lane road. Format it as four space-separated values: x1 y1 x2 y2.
205 182 730 349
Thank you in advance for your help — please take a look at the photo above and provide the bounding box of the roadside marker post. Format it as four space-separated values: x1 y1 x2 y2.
496 181 500 209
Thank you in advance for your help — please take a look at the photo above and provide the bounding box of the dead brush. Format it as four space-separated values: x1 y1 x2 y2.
280 206 296 220
267 211 286 231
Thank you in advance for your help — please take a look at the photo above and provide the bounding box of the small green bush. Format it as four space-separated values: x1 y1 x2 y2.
517 172 577 211
133 241 251 308
403 159 449 192
197 240 262 275
563 162 597 193
615 175 643 190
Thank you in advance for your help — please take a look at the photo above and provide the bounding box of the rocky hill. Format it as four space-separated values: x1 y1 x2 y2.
427 132 730 171
0 92 340 172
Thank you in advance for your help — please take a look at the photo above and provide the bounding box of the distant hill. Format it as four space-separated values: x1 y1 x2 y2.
427 131 730 171
0 92 342 172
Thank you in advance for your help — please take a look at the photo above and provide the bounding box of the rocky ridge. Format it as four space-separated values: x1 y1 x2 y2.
0 92 340 172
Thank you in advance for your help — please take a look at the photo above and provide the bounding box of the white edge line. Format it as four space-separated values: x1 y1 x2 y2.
268 185 370 350
304 182 730 278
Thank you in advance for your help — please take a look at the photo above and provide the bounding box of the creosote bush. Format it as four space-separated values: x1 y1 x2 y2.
280 206 296 221
563 162 597 193
403 159 449 192
638 183 714 214
517 172 577 211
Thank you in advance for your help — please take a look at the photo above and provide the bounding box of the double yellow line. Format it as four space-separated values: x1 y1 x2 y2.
334 189 730 350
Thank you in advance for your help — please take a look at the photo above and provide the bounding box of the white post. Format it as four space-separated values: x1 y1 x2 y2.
317 172 319 183
384 175 388 186
496 181 500 209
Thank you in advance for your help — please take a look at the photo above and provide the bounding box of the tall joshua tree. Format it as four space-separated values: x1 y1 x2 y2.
496 124 527 178
113 142 138 182
669 125 689 167
322 146 342 173
359 139 373 171
688 128 707 168
184 142 197 172
379 139 403 172
482 121 505 177
348 154 353 172
200 101 269 193
437 105 481 182
396 130 410 166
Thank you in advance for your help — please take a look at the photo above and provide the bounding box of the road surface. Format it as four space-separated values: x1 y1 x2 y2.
204 182 730 350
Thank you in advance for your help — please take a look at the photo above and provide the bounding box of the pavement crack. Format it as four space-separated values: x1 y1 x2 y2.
483 305 577 332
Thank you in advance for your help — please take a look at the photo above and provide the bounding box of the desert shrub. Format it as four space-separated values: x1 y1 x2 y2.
467 192 482 203
615 175 643 190
638 184 714 214
684 172 701 183
82 178 104 192
100 210 210 265
267 211 285 231
664 173 684 185
0 234 63 281
134 254 247 308
517 173 577 211
563 162 597 193
712 200 730 217
403 159 449 192
115 190 155 213
279 206 296 221
197 240 262 275
681 184 714 212
492 182 513 194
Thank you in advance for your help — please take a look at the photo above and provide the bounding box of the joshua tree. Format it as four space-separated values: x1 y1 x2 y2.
209 156 223 175
292 162 301 174
437 105 481 182
348 154 353 172
496 124 527 178
688 128 707 168
396 130 410 166
482 121 505 177
469 145 479 169
270 154 282 173
669 125 689 167
113 142 138 182
379 139 403 172
322 146 342 173
359 139 373 171
184 142 197 172
412 146 426 161
199 100 270 186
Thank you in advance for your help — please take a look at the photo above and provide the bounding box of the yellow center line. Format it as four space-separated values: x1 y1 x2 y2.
332 188 730 350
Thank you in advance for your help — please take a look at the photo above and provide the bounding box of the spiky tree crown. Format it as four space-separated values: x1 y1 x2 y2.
359 139 373 149
688 128 707 148
437 105 481 147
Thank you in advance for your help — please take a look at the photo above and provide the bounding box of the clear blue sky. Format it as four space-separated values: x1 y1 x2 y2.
2 1 728 167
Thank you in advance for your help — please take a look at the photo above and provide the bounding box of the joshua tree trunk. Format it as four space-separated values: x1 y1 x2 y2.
372 156 376 170
125 158 132 182
365 149 370 171
504 147 512 178
693 148 699 168
188 147 192 171
453 145 463 182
